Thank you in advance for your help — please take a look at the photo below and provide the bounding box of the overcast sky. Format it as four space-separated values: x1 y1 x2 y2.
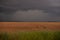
0 0 60 21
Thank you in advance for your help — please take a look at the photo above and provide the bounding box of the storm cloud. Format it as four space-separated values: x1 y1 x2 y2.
0 0 60 21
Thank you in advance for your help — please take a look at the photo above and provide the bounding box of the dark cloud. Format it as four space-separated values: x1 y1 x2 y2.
0 0 50 9
44 7 60 17
0 0 60 21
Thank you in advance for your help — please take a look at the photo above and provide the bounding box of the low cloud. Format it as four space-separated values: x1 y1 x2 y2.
11 10 49 21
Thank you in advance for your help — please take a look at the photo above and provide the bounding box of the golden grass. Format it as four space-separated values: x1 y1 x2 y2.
0 22 60 32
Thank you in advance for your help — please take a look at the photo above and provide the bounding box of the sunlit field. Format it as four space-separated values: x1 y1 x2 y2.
0 22 60 32
0 22 60 40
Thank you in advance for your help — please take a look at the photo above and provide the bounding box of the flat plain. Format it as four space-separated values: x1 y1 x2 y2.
0 22 60 32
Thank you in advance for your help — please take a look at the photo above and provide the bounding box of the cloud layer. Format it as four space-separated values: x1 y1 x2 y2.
0 0 60 21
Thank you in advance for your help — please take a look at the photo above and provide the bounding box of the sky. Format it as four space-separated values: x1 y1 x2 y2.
0 0 60 21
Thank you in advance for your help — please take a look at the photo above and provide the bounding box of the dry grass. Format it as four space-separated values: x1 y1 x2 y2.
0 22 60 32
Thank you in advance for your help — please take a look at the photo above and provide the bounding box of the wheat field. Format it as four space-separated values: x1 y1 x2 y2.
0 22 60 32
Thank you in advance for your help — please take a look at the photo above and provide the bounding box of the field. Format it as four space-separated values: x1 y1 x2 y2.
0 22 60 40
0 22 60 32
0 31 60 40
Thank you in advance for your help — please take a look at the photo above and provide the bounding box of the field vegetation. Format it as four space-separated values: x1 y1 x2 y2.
0 31 60 40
